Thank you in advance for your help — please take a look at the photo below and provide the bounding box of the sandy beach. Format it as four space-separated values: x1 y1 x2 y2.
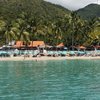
0 56 100 61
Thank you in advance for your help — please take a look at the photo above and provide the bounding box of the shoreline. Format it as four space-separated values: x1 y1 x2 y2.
0 56 100 61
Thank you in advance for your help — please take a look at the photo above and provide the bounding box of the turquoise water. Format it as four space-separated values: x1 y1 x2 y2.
0 60 100 100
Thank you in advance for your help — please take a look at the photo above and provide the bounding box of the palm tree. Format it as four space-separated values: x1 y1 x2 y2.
0 19 7 45
0 19 6 40
3 21 12 45
61 14 73 46
70 12 79 49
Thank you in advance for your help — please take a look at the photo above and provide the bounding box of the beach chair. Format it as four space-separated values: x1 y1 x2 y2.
13 49 20 56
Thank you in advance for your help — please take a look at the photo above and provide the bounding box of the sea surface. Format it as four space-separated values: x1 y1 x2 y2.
0 60 100 100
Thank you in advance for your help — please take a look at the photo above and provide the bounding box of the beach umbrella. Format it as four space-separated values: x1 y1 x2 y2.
77 51 85 54
0 51 7 54
69 51 75 54
68 51 76 56
24 50 28 55
0 51 4 55
14 49 19 54
0 51 10 56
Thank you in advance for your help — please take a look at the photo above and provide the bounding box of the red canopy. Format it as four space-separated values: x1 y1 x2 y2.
57 43 64 47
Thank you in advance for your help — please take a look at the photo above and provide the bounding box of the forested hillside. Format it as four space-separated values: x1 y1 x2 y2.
77 4 100 19
0 0 70 21
0 0 100 47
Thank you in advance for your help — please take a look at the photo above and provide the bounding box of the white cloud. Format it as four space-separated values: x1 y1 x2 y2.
45 0 100 10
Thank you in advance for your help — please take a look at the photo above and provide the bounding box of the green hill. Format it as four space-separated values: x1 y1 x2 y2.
0 0 70 21
0 0 99 46
77 4 100 19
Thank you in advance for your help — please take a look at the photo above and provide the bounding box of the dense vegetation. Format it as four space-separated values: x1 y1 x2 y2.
0 0 100 47
77 4 100 19
0 0 69 21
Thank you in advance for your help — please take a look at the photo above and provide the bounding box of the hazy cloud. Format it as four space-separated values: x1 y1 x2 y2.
45 0 100 10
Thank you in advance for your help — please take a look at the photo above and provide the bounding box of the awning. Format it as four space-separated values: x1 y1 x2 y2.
78 46 86 49
57 43 64 47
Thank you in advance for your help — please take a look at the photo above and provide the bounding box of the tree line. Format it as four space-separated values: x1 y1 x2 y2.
0 11 100 47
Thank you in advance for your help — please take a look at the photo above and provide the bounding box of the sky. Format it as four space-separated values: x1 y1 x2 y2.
45 0 100 10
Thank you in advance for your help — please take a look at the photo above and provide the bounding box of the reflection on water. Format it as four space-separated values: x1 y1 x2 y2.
0 60 100 100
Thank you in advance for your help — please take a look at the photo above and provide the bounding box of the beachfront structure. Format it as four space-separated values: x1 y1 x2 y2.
28 41 45 48
13 41 25 49
12 41 45 49
12 41 46 56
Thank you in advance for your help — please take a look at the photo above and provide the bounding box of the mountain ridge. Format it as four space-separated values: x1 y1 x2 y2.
76 3 100 19
0 0 70 21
